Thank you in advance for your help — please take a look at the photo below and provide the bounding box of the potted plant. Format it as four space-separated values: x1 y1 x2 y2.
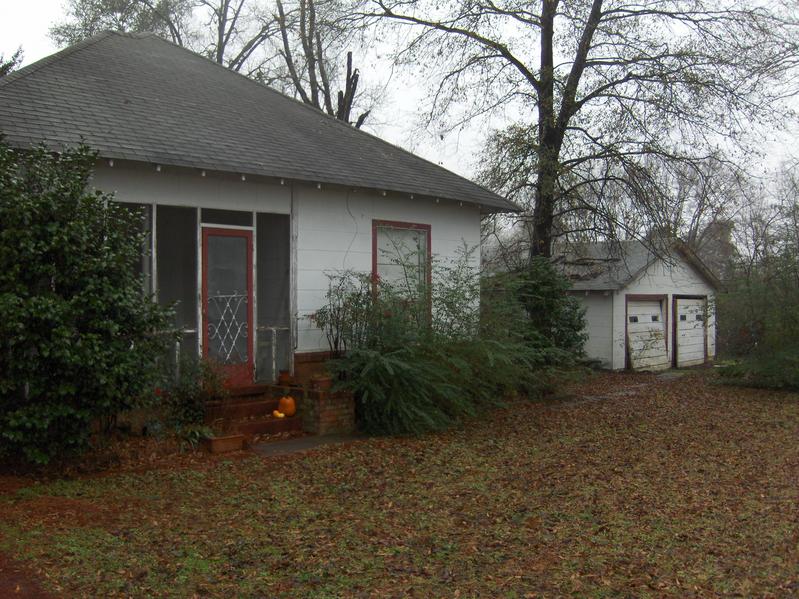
202 404 248 453
202 430 246 454
162 356 245 454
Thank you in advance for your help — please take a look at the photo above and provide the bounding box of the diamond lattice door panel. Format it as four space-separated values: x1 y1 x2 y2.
202 227 253 387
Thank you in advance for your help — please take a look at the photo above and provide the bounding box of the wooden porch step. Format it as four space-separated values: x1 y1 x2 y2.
234 415 302 437
205 397 279 421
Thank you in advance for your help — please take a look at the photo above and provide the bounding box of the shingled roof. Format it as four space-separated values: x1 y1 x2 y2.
552 240 720 291
0 31 516 212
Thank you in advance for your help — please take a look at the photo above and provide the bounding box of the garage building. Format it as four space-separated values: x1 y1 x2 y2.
554 240 720 371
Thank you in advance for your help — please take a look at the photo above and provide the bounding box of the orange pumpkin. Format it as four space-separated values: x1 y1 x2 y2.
278 395 296 417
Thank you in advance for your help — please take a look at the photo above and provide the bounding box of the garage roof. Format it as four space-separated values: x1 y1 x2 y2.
0 31 518 213
552 240 720 291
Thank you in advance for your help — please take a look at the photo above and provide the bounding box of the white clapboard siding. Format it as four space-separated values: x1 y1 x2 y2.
93 162 483 356
626 299 670 371
294 183 482 352
575 293 614 368
675 298 706 367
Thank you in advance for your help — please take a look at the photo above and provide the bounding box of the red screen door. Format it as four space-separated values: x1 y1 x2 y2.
202 227 254 387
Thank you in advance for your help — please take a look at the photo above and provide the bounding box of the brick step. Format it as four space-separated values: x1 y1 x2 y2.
205 397 279 421
234 415 303 437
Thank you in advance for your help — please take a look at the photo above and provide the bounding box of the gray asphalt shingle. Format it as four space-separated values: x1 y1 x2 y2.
552 240 720 291
552 241 656 290
0 31 516 212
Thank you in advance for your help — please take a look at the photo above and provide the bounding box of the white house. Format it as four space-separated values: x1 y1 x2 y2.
554 241 720 371
0 31 517 387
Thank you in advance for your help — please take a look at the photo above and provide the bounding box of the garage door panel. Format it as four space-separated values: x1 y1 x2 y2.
626 298 669 371
675 297 706 367
678 343 704 353
629 345 666 357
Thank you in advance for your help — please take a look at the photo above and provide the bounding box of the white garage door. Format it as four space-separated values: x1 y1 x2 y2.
675 298 707 367
626 298 669 371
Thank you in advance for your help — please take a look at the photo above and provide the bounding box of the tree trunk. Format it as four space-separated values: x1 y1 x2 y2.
529 0 559 260
532 154 558 258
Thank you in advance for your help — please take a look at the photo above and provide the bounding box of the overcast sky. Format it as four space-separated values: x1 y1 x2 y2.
2 2 796 183
1 1 59 61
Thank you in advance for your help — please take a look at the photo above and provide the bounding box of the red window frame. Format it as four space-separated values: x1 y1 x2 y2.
371 220 432 286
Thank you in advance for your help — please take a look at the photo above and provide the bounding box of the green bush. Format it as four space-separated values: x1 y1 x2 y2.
716 267 799 358
160 355 229 428
0 140 176 463
715 223 799 389
483 257 587 355
329 347 464 435
317 245 584 435
718 351 799 391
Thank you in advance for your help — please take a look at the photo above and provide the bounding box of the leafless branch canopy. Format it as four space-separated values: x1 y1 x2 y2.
361 0 799 259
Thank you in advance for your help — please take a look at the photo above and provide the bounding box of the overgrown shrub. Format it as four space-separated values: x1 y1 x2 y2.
718 350 799 391
716 219 799 389
316 245 584 435
515 257 587 353
0 141 176 463
717 254 799 358
160 355 229 428
481 258 586 354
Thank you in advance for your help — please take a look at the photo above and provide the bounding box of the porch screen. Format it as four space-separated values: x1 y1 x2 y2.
156 205 198 355
113 202 152 295
256 213 291 382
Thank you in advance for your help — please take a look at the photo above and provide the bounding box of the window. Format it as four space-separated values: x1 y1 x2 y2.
628 316 639 323
373 221 430 293
651 315 660 322
156 205 199 366
696 314 704 322
201 208 253 227
680 314 687 321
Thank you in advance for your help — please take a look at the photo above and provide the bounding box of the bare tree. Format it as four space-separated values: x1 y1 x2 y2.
51 0 279 73
188 0 281 74
363 0 799 259
0 48 23 79
51 0 372 124
276 0 370 126
51 0 192 47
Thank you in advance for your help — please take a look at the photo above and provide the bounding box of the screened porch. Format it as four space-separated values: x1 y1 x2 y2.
121 203 292 386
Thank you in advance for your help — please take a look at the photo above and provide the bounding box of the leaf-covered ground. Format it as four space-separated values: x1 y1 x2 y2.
1 371 798 597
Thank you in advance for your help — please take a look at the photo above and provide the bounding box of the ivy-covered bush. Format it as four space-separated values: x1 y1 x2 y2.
314 246 585 435
0 140 175 463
